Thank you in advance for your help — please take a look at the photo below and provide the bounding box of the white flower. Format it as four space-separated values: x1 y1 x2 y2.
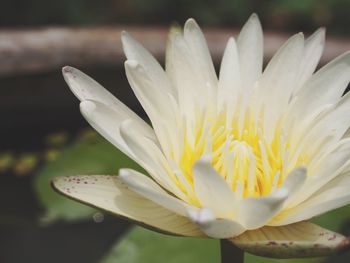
53 14 350 258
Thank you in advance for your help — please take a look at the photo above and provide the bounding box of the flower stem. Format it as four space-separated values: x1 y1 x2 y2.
220 239 244 263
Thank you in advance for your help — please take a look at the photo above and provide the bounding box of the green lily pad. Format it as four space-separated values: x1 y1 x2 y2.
33 133 139 223
99 226 219 263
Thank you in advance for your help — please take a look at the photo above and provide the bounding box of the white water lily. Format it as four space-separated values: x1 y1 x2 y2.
53 14 350 258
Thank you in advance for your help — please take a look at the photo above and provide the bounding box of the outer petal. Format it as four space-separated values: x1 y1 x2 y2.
218 37 240 115
183 18 217 99
52 175 203 237
193 157 236 218
230 221 350 258
237 13 263 91
121 31 175 97
273 171 350 225
124 60 177 156
237 188 288 229
62 66 154 140
259 33 304 140
295 28 325 92
79 100 135 159
289 138 350 208
119 168 191 217
292 51 350 120
188 208 245 239
282 166 307 206
119 120 188 201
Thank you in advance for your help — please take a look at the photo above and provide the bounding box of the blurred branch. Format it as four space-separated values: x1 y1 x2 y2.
0 26 349 76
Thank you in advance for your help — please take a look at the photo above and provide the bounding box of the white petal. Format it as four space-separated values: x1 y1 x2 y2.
79 100 136 158
121 31 175 97
218 37 240 113
183 18 217 97
188 208 245 238
124 60 176 156
237 188 288 229
282 166 307 206
52 175 203 237
193 156 236 218
62 66 153 139
294 28 325 93
237 13 263 90
164 31 200 129
292 51 350 119
231 221 349 258
259 33 304 140
119 120 188 201
275 170 350 225
287 139 350 209
119 168 190 217
296 92 350 161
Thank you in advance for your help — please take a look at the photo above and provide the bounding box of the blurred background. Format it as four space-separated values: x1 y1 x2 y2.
1 0 350 262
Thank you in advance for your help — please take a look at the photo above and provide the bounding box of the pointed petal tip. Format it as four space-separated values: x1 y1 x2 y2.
120 30 130 39
247 13 261 26
62 65 74 74
184 18 198 28
79 100 97 114
124 59 139 69
188 208 214 224
118 168 132 179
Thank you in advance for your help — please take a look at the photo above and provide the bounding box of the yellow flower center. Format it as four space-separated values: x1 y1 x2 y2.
175 106 306 204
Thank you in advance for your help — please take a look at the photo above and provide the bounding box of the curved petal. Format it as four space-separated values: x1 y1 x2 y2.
119 168 191 217
282 166 307 206
218 37 240 115
273 171 350 225
292 51 350 120
237 188 288 229
259 33 304 140
79 100 137 159
193 156 236 218
62 66 154 140
183 18 217 98
121 31 175 97
230 221 349 258
295 28 325 92
124 60 177 156
52 175 203 237
119 120 188 201
188 208 245 239
237 13 263 91
289 138 350 208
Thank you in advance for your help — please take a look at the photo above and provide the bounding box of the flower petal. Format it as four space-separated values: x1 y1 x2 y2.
193 156 236 218
237 13 263 90
295 28 325 93
79 100 135 158
218 37 240 114
259 33 304 140
273 170 350 225
230 221 349 258
188 208 245 239
183 18 217 97
119 168 190 217
121 31 175 97
282 166 307 206
119 120 188 201
62 66 154 138
52 175 203 237
124 60 177 156
294 137 350 207
237 188 288 229
292 51 350 120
